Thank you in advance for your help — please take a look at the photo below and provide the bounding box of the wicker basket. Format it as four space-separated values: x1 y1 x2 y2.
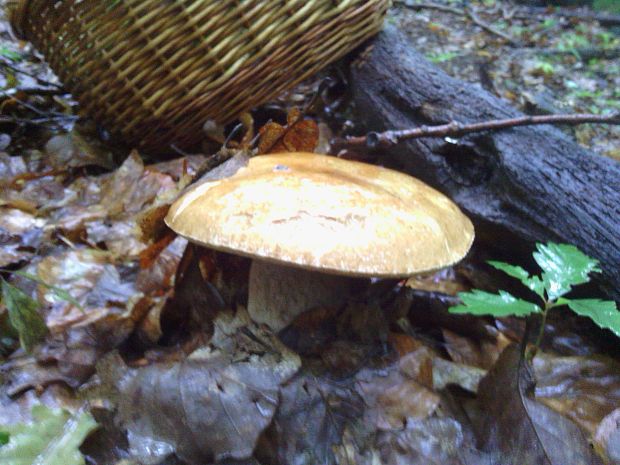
7 0 389 153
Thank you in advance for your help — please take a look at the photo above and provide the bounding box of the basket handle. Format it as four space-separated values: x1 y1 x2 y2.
6 0 31 40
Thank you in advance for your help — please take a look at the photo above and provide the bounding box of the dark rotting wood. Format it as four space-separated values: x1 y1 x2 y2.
349 26 620 301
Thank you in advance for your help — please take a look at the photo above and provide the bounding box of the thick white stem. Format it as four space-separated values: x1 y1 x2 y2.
247 260 357 331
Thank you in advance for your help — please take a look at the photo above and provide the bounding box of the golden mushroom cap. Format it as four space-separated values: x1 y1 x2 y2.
165 153 474 277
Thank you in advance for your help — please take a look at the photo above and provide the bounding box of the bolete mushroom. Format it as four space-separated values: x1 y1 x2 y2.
165 153 474 331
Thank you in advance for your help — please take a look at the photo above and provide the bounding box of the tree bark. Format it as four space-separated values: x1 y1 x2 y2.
349 26 620 300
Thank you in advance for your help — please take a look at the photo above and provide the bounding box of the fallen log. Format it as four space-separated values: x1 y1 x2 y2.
348 26 620 301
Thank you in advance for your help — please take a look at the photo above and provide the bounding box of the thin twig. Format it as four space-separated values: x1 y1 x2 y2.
0 59 62 90
395 0 521 46
333 112 620 150
537 47 620 61
465 5 521 46
395 0 462 15
9 87 67 96
0 114 78 126
513 6 620 27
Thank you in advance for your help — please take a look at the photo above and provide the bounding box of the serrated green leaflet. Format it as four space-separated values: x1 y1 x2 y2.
0 432 9 445
1 279 48 352
450 290 541 317
488 261 545 298
559 298 620 337
533 242 600 299
488 261 529 280
0 405 97 465
451 242 619 357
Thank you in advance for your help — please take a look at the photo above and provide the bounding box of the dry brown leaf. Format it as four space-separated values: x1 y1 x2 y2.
274 119 319 153
96 309 300 464
405 267 468 295
138 231 178 270
257 122 286 154
388 332 424 357
136 236 187 295
443 327 509 370
477 345 603 465
356 361 439 430
399 346 436 389
534 352 620 435
257 108 318 154
593 408 620 463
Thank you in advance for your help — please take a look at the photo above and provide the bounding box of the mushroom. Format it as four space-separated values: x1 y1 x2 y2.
165 152 474 331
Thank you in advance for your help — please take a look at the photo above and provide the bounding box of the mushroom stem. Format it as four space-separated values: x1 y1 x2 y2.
247 260 358 331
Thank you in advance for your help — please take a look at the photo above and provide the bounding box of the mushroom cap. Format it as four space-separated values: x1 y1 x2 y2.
165 153 474 277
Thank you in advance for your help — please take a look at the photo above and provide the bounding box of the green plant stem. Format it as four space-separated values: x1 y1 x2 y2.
531 300 552 358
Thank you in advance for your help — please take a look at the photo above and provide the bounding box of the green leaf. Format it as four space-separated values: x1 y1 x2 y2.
533 242 600 299
0 46 21 61
0 431 9 445
0 405 97 465
559 298 620 337
488 261 545 298
449 290 542 317
1 280 47 352
12 271 85 313
488 261 529 280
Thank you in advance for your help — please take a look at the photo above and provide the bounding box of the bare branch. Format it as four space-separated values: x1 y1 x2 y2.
332 113 620 150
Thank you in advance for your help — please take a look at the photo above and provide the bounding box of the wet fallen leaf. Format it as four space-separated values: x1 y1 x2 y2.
136 236 187 295
84 219 146 259
96 309 300 464
534 352 620 435
0 214 44 270
356 360 440 430
594 408 620 463
259 372 363 465
0 153 28 183
443 327 511 370
375 417 498 465
45 131 114 170
476 345 604 465
388 331 424 357
432 356 486 393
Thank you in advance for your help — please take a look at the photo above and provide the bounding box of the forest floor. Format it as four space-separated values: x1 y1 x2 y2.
0 1 619 465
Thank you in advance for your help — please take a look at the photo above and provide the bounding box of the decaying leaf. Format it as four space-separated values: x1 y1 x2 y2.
534 352 620 434
375 417 498 465
260 372 363 465
356 356 440 430
45 131 114 170
0 404 97 465
432 356 486 393
257 108 318 154
0 208 45 268
96 309 300 464
593 408 620 463
476 345 603 465
443 328 511 370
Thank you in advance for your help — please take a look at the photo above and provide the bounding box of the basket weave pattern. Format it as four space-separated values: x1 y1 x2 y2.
8 0 389 152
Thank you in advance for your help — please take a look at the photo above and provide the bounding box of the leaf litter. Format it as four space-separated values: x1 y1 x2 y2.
0 2 619 464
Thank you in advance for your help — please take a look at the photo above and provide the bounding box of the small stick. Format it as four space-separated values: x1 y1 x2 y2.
395 0 462 15
395 0 521 46
0 59 63 90
465 5 521 46
512 6 620 27
332 112 620 150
